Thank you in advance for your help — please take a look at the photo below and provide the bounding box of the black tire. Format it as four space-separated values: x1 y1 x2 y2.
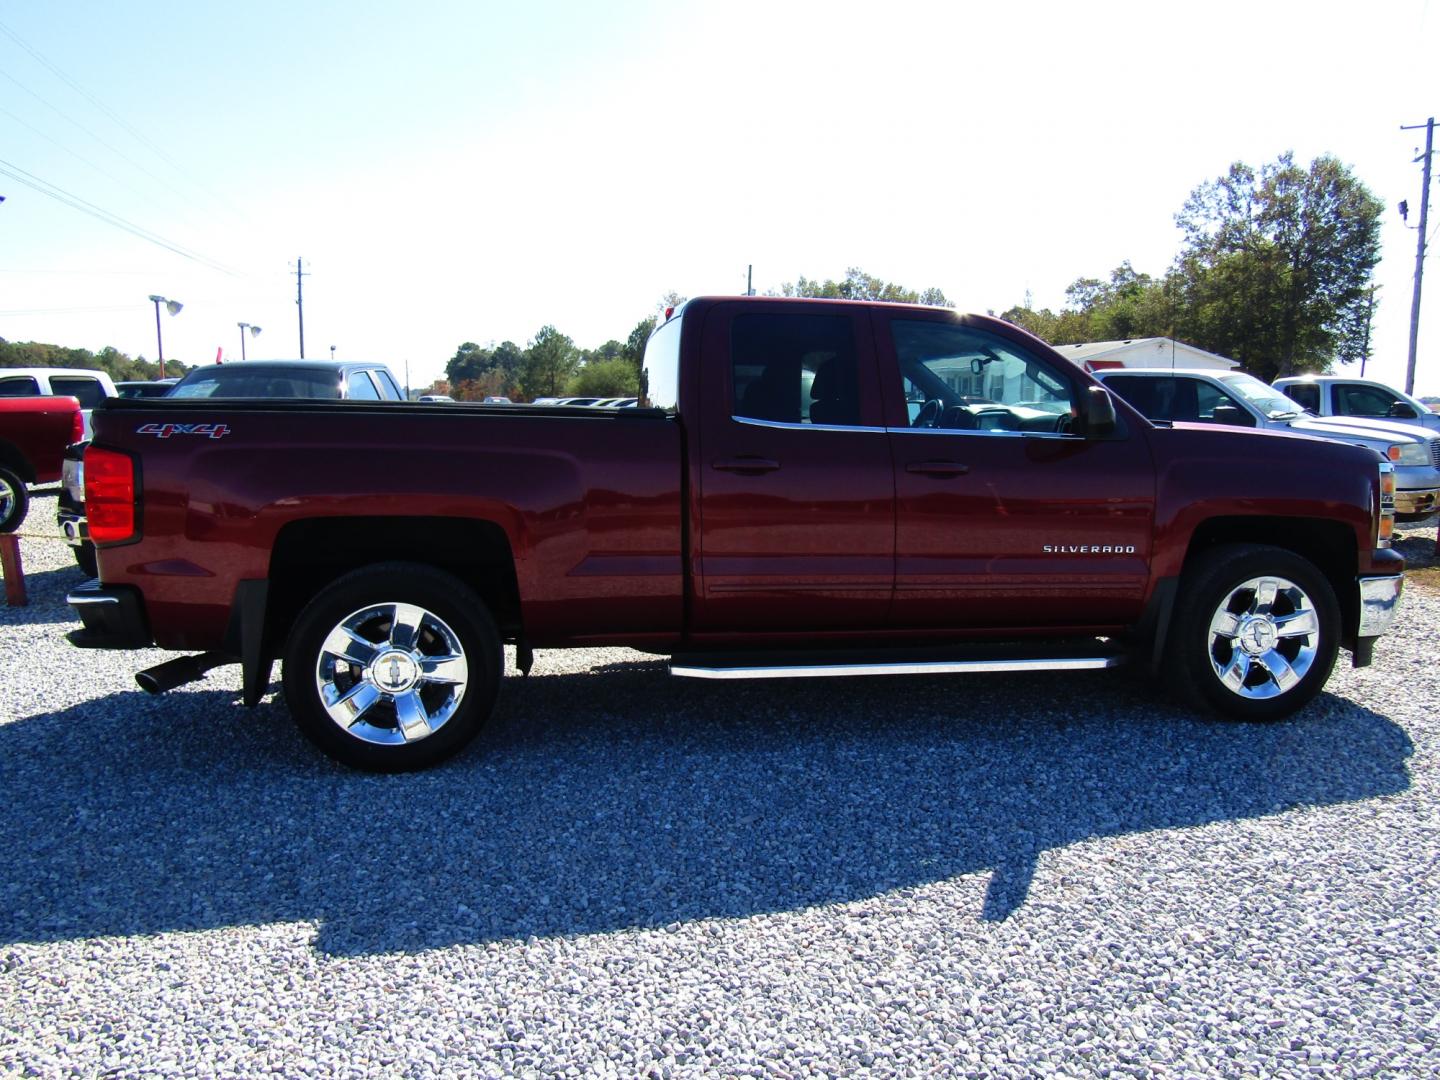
73 541 98 578
0 467 28 534
282 561 502 771
1167 543 1340 721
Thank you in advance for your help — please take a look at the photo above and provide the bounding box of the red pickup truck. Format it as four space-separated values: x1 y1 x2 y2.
67 297 1406 770
0 395 84 532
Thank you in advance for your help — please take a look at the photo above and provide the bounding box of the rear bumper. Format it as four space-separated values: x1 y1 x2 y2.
66 582 152 649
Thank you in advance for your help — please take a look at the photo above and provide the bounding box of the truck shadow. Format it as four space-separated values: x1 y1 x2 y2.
0 665 1412 956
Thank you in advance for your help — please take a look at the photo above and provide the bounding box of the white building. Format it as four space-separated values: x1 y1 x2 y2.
1053 338 1238 372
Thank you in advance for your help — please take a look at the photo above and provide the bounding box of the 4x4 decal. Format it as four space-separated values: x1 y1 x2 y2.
136 422 231 440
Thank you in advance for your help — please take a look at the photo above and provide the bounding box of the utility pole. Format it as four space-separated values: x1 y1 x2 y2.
1401 117 1434 395
747 264 753 296
293 257 310 359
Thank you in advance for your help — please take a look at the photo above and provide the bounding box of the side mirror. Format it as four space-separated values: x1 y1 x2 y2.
1082 385 1116 438
1388 401 1418 419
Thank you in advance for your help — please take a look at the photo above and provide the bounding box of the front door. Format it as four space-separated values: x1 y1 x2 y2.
878 313 1156 631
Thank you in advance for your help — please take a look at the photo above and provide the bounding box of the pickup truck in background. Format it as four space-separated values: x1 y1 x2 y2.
0 395 83 532
1094 368 1440 520
67 297 1405 771
1273 375 1440 434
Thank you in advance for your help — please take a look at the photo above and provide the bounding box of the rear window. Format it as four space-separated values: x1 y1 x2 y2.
642 315 682 412
171 369 343 399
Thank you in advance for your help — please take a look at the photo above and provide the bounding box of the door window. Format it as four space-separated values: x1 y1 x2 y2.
50 376 108 408
1335 384 1396 418
732 313 864 426
0 376 41 396
346 371 382 400
1284 382 1320 412
890 320 1075 433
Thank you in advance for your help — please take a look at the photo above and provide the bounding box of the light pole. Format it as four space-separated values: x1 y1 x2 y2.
237 322 262 361
147 294 182 378
330 344 336 361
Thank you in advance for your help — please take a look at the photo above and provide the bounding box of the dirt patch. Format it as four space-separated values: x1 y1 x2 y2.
1393 521 1440 593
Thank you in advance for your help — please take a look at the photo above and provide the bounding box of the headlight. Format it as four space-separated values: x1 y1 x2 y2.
1390 442 1431 465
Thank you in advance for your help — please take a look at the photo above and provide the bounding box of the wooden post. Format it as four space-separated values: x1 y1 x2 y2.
0 533 26 606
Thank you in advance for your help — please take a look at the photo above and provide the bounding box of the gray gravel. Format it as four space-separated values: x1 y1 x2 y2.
2 488 1438 1078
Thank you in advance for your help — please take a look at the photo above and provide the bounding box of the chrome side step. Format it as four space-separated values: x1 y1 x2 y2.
670 642 1126 681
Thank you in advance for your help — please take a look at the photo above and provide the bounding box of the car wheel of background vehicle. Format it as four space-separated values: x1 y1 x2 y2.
1166 543 1339 722
0 468 29 533
282 562 502 771
73 541 97 577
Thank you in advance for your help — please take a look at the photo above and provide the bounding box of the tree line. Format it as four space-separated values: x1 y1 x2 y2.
999 153 1383 383
0 339 189 382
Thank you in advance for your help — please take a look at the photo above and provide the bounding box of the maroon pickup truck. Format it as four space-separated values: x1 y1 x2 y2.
67 297 1406 770
0 395 83 532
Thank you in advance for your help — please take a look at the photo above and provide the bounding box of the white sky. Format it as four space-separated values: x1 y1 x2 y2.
1 0 1436 393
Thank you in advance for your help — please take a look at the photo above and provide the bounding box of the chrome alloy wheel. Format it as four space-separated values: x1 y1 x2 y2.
314 602 469 745
1206 575 1321 700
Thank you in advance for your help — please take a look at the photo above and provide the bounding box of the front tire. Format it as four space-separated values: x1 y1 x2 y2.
0 467 28 534
282 562 502 771
1168 544 1340 721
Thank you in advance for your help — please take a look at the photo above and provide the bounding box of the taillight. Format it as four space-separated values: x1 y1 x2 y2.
1377 462 1396 548
70 408 84 444
86 447 137 544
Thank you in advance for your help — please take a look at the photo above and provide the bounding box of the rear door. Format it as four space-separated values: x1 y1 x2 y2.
879 313 1156 630
692 301 894 633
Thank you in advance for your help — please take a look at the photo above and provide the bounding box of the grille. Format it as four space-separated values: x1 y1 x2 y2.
1431 437 1440 468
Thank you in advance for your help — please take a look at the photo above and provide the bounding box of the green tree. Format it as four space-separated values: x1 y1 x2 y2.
1170 153 1382 380
774 267 953 307
518 325 580 400
567 357 640 397
446 342 492 386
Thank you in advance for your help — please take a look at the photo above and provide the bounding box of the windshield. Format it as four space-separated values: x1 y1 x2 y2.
1218 372 1307 418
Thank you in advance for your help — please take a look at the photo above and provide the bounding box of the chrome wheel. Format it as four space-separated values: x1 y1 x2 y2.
314 601 469 746
1206 575 1321 701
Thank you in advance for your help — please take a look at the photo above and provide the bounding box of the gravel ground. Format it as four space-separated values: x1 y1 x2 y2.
2 489 1438 1078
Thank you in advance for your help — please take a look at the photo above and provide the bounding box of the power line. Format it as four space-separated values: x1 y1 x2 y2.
0 16 256 229
0 156 240 275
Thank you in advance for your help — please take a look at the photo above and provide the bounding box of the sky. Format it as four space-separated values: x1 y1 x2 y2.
1 0 1437 394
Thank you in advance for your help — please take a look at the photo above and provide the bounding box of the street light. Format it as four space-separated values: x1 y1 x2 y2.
237 322 262 361
147 294 182 378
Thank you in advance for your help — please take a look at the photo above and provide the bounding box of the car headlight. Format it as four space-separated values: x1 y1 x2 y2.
1389 442 1431 465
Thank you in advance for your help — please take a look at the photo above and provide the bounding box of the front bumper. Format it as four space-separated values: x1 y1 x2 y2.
66 581 152 649
1393 487 1439 516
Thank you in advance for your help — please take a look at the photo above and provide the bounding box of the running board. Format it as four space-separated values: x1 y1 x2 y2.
670 641 1126 681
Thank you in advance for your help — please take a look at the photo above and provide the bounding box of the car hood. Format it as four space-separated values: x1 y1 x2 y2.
1286 415 1434 445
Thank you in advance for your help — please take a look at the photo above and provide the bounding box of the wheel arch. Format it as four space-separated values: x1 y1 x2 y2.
1180 515 1359 642
0 441 37 484
266 515 523 659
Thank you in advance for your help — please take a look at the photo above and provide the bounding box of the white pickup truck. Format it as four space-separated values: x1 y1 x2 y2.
1273 375 1440 434
1095 368 1440 520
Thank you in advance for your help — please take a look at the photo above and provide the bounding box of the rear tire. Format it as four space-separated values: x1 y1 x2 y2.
1167 544 1339 721
0 468 28 534
282 562 502 771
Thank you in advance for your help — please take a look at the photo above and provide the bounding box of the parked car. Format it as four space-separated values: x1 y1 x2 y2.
1273 375 1440 433
168 360 405 401
60 360 406 575
68 297 1404 771
0 367 117 439
417 394 455 403
0 396 84 532
114 379 179 399
1094 368 1440 519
